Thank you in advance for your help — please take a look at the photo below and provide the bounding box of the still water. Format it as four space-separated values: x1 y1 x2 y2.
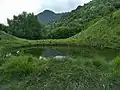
16 46 120 60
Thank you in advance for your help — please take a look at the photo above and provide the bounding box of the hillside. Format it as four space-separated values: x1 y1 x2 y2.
37 10 66 24
0 31 19 54
71 10 120 49
47 0 120 39
0 31 28 47
0 31 18 40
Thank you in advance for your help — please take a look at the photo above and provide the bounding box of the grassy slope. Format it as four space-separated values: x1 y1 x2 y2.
71 10 120 49
1 10 120 50
0 30 69 48
0 31 29 55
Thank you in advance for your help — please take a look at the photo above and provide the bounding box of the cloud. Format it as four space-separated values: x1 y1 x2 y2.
0 0 41 24
0 0 91 24
40 0 91 13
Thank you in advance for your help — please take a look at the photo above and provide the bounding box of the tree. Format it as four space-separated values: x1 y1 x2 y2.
47 23 82 39
0 24 7 32
7 12 44 40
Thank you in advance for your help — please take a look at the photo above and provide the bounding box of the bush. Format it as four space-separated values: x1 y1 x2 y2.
0 56 33 76
0 55 52 78
109 56 120 76
0 54 120 89
113 56 120 66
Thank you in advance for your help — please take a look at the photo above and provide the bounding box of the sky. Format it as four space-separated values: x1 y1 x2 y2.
0 0 91 24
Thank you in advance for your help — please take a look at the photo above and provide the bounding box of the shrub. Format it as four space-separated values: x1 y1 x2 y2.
110 56 120 76
113 56 120 66
0 56 39 77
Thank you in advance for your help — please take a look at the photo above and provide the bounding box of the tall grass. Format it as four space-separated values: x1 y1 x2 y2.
0 55 120 90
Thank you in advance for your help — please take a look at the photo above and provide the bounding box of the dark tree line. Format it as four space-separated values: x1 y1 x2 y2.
0 24 7 32
6 12 44 40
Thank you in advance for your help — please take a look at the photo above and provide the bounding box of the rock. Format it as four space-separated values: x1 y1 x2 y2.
6 53 11 57
39 56 46 60
54 56 66 60
16 50 20 54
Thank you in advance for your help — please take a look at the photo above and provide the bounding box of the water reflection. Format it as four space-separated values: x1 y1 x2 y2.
20 46 120 60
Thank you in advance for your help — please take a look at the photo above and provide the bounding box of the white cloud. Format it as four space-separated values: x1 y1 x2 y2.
40 0 91 13
0 0 91 24
0 0 41 24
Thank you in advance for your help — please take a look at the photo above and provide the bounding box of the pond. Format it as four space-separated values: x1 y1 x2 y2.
13 46 120 60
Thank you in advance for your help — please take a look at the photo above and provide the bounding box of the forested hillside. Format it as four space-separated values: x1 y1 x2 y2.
70 10 120 49
47 0 120 39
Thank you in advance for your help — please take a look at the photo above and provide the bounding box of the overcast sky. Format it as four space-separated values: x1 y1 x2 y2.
0 0 91 24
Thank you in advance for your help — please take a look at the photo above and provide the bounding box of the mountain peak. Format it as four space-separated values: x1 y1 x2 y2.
37 10 66 24
42 10 55 14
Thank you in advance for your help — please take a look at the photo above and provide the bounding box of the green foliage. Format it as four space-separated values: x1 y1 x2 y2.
47 0 120 39
0 55 51 77
48 24 82 39
110 56 120 76
0 56 37 76
48 23 82 39
7 12 44 40
0 24 8 32
0 54 119 89
113 56 120 66
0 31 18 41
71 10 120 49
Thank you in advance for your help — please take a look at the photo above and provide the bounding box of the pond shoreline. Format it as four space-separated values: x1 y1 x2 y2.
10 43 120 51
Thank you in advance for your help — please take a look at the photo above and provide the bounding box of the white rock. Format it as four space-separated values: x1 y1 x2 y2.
39 56 46 60
54 56 66 60
6 53 12 57
16 51 20 54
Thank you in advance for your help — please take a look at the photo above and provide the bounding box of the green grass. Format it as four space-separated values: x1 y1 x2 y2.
71 10 120 49
0 55 120 89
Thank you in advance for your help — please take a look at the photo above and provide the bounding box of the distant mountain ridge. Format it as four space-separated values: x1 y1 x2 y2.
37 10 67 24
